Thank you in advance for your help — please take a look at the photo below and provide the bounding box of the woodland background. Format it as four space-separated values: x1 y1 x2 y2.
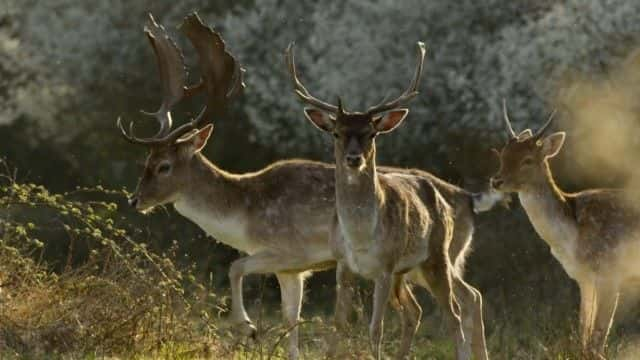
3 0 640 358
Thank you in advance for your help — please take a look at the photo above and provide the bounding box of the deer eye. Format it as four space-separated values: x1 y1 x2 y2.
157 163 171 174
521 157 535 167
332 132 340 139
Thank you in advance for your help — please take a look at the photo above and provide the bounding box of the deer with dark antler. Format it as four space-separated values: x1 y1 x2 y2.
490 101 640 358
118 13 498 360
287 42 490 359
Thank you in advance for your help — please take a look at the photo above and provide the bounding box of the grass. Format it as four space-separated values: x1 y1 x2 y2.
1 244 636 359
1 173 639 359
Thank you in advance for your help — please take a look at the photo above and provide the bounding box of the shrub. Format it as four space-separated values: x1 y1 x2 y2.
0 162 221 357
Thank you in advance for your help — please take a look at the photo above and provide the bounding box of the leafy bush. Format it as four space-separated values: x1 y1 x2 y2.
8 0 640 173
0 162 221 357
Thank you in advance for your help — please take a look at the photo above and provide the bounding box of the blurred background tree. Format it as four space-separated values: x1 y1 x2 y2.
3 0 640 352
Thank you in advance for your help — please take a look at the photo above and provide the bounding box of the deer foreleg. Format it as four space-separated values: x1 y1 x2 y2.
370 271 393 360
276 272 304 360
228 251 319 338
589 283 619 358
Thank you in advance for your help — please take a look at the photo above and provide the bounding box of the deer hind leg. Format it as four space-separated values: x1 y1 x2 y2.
389 274 422 360
589 283 619 358
421 261 474 360
447 219 488 359
450 275 489 360
579 280 597 351
276 272 304 360
327 261 357 358
455 276 488 360
448 214 474 277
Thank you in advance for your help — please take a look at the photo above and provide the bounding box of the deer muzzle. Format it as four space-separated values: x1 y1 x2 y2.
345 154 364 169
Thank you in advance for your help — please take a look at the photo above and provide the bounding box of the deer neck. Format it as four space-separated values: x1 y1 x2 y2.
518 162 578 261
335 153 382 250
173 154 253 252
178 153 241 202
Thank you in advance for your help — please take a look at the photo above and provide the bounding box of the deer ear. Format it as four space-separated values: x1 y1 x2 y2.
517 129 533 139
540 131 565 158
373 109 409 134
304 108 335 132
179 124 214 153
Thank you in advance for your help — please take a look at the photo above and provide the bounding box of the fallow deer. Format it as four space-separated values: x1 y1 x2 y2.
119 13 505 359
490 101 640 358
287 42 489 360
117 13 474 359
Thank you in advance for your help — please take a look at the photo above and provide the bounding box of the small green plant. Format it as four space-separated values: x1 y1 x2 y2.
0 161 222 358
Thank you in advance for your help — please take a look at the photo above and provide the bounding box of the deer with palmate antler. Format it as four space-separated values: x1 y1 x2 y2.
287 42 490 359
490 101 640 358
118 14 504 360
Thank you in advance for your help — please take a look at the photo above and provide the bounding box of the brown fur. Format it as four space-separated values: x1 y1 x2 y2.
304 107 488 360
492 130 640 357
130 126 488 359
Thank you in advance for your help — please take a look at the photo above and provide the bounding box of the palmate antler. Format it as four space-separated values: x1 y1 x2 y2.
285 41 426 116
181 13 245 121
118 12 244 146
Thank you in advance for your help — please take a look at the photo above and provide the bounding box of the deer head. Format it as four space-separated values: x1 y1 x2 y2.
118 13 244 212
490 100 564 192
285 42 426 172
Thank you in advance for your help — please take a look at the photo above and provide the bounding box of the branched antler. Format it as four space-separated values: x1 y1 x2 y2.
366 42 426 116
285 43 339 113
501 98 557 141
285 42 426 116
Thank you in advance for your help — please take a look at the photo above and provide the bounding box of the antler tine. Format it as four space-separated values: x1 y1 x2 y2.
533 108 557 139
117 106 208 146
502 98 517 139
285 42 339 113
162 105 208 143
117 117 161 145
366 41 426 115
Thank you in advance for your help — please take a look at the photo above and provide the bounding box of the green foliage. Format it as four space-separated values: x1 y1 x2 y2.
477 0 640 132
220 0 640 181
0 166 222 357
4 0 640 165
7 0 640 174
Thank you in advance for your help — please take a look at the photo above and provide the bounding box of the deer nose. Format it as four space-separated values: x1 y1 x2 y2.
345 154 363 168
490 177 504 190
128 196 139 208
